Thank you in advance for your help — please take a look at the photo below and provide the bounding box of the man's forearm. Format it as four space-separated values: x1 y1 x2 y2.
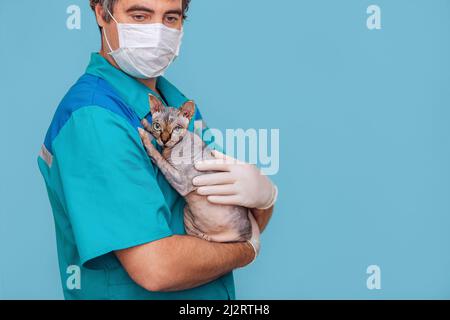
116 234 255 292
158 235 254 291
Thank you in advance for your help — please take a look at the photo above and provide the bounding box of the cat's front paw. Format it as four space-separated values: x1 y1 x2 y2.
138 127 150 143
138 128 156 151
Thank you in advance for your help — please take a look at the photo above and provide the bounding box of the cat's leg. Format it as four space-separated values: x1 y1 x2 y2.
138 128 188 194
233 206 253 241
183 205 211 241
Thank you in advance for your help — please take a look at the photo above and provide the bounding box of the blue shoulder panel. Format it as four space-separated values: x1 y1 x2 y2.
43 74 142 153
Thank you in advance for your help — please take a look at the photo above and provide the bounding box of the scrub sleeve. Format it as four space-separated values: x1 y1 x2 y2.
52 106 173 269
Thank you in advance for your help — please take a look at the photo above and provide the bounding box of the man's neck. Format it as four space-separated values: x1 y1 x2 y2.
99 49 158 93
138 78 158 93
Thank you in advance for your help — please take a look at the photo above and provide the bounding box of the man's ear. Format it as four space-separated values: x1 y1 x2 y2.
94 3 107 28
149 94 164 114
179 101 196 120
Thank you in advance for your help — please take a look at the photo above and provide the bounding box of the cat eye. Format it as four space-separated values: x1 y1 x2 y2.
174 125 183 133
152 122 161 131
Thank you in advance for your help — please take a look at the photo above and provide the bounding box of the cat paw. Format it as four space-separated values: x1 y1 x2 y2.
138 128 155 150
141 119 152 132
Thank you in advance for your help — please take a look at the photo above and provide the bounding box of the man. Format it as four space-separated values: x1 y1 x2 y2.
38 0 276 300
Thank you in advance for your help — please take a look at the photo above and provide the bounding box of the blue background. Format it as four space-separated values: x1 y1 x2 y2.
1 0 450 299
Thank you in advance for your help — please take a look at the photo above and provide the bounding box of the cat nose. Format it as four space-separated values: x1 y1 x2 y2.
161 133 170 144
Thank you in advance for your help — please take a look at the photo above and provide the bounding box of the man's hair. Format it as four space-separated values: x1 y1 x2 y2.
89 0 191 23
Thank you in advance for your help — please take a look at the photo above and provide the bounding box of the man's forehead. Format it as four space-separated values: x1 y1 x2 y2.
117 0 182 10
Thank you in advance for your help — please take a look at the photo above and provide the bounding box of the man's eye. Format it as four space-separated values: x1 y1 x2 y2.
133 15 146 22
165 16 179 24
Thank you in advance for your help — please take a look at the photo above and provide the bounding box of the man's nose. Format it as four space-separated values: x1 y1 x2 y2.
149 15 165 25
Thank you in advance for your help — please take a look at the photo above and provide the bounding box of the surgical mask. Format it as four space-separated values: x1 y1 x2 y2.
103 9 183 79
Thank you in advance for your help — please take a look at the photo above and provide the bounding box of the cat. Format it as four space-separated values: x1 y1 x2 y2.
138 94 252 243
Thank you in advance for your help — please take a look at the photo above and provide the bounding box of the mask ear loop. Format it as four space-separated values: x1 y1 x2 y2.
103 7 119 54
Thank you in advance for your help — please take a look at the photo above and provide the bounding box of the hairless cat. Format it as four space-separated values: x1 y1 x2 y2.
138 95 253 243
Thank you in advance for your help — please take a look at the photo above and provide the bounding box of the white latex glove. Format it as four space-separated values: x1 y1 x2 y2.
193 150 278 209
247 211 261 261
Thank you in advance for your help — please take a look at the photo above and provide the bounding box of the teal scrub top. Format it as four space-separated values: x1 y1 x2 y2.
37 53 235 300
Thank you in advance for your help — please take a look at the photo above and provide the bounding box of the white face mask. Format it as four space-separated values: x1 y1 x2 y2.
103 9 183 79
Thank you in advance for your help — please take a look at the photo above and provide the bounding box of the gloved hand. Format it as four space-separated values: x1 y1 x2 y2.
193 150 278 210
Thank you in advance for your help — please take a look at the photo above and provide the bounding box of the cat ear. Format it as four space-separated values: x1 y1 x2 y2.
149 94 164 115
179 100 195 120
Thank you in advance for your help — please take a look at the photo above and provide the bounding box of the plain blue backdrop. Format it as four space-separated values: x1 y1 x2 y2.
1 0 450 299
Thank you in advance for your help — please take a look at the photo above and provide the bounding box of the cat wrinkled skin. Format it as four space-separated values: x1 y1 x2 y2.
138 95 252 242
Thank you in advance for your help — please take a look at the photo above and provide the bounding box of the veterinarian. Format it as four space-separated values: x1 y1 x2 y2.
37 0 277 300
